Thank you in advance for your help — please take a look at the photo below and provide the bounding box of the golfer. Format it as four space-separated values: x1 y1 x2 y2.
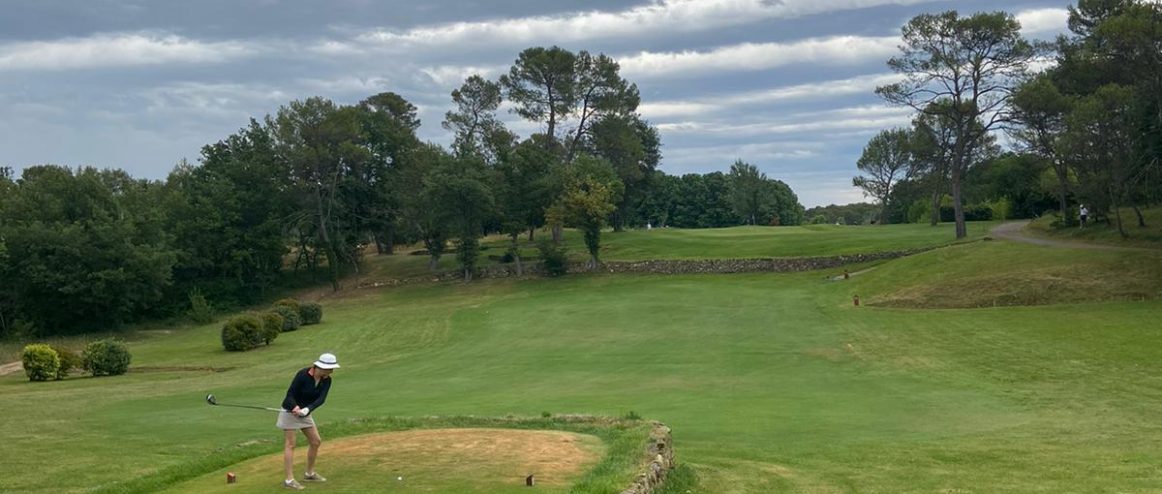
279 353 339 490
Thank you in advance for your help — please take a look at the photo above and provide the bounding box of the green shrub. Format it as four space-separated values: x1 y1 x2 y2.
536 238 569 277
53 347 84 380
299 302 323 325
273 298 301 313
258 312 283 345
271 305 302 332
82 339 131 376
187 288 214 324
221 315 264 352
21 344 60 382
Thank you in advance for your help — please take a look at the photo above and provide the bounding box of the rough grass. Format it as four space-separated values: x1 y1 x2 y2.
866 241 1162 308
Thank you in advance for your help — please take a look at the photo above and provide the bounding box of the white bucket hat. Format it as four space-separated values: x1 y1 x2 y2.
313 353 340 369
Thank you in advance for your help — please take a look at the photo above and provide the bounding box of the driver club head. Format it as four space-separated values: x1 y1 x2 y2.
206 394 218 406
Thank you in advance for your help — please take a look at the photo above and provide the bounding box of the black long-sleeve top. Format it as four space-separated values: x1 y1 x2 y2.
281 367 332 414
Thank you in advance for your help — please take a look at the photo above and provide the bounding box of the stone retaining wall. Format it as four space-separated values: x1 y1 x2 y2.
621 421 675 494
357 247 932 288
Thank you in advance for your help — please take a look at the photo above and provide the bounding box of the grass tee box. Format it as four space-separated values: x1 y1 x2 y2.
94 416 656 494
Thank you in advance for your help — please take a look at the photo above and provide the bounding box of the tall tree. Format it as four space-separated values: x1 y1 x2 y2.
425 157 496 281
585 114 661 231
1009 74 1074 220
565 51 640 161
443 75 506 160
547 155 620 270
499 46 577 145
269 97 370 291
358 92 423 255
853 128 917 224
727 160 771 225
877 10 1037 238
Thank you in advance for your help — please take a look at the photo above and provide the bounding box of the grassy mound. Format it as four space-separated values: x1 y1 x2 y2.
859 241 1162 308
1026 206 1162 247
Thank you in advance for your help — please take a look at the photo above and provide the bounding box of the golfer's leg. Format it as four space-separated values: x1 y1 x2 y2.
304 427 323 474
283 429 297 481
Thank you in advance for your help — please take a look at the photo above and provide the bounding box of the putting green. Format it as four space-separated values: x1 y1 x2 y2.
159 428 605 494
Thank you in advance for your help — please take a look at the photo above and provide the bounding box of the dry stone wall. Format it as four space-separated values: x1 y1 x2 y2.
621 421 675 494
358 247 934 288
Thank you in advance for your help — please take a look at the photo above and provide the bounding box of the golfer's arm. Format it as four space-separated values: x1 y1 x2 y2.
305 380 331 412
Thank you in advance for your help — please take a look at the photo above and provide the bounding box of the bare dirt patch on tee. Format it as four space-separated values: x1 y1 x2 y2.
161 428 606 494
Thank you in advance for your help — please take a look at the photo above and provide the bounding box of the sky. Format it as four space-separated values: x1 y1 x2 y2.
0 0 1076 207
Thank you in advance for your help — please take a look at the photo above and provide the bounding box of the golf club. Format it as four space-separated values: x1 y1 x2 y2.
205 394 283 412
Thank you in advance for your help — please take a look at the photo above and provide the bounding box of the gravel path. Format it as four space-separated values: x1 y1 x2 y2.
990 221 1159 252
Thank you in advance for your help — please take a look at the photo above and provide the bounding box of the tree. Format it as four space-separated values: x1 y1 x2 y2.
269 97 370 291
1060 84 1143 237
357 92 423 255
425 157 496 281
1009 74 1074 220
499 46 577 145
443 75 506 160
727 160 771 225
877 10 1037 238
565 51 640 161
585 114 661 230
547 155 620 270
0 166 177 335
853 128 917 224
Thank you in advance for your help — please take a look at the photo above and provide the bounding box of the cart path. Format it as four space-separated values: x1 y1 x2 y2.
990 221 1159 252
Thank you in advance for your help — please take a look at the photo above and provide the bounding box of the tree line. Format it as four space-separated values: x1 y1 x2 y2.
853 0 1161 236
0 45 804 338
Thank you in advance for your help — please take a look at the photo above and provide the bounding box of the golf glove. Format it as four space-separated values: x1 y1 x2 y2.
297 407 310 417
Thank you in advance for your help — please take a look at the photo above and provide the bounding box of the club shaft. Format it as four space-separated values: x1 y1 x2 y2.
217 403 283 411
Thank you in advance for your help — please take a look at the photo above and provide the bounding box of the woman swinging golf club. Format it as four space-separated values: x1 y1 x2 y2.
278 352 339 490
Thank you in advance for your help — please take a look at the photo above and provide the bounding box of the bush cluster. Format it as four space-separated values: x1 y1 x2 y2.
300 302 323 325
221 314 265 352
22 344 60 382
187 288 215 324
271 305 302 332
216 298 323 351
83 339 131 376
55 348 83 379
537 239 569 277
258 311 283 345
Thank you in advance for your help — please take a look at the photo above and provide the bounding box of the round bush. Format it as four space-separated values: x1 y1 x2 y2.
274 298 301 313
53 347 84 380
299 302 323 325
22 344 60 382
221 315 264 352
258 311 284 345
271 305 302 332
82 339 131 376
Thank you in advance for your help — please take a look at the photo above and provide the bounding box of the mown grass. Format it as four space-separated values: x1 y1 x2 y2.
1026 206 1162 247
3 226 1161 493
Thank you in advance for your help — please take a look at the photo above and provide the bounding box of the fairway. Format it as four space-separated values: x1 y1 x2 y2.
3 227 1162 493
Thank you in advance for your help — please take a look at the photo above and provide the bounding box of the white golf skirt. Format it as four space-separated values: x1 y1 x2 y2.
276 411 317 430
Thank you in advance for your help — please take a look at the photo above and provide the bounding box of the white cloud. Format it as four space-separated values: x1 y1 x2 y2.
418 65 505 87
639 73 902 119
656 105 912 136
0 33 260 71
618 36 900 78
1016 8 1069 35
142 82 291 121
348 0 938 51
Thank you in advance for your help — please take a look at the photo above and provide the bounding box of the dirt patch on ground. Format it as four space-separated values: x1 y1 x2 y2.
323 428 603 486
0 361 22 377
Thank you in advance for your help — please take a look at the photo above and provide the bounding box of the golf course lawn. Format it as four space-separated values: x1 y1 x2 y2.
3 227 1161 493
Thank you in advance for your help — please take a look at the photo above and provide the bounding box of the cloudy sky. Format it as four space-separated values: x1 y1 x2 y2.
1 0 1074 207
